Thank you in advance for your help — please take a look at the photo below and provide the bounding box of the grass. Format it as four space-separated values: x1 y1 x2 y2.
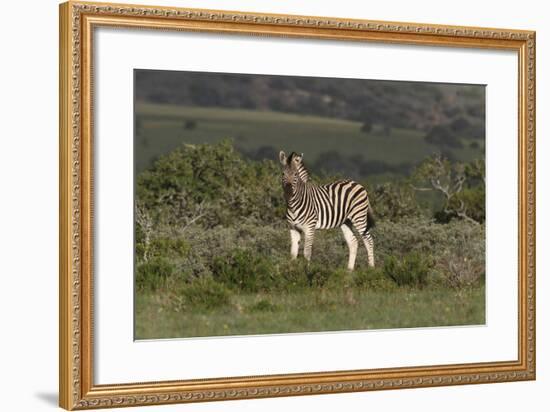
135 103 483 175
133 111 486 340
135 285 485 339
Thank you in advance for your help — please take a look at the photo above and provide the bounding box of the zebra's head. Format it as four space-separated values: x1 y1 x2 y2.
279 151 309 200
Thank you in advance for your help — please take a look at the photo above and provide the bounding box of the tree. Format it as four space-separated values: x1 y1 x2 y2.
372 182 419 221
136 140 286 229
360 120 373 133
184 119 197 130
450 116 470 132
425 125 463 149
412 155 485 224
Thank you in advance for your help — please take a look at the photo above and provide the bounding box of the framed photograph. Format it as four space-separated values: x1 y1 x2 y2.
59 1 536 409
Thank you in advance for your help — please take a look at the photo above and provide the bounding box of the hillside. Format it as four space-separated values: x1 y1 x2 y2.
135 69 486 136
135 103 484 181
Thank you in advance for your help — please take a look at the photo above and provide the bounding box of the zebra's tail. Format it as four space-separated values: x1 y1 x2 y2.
365 206 376 233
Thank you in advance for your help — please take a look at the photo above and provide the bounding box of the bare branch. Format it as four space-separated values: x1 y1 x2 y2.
135 202 153 262
430 177 451 199
455 199 480 225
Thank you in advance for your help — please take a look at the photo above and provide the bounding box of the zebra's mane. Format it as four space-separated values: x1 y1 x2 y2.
288 152 310 182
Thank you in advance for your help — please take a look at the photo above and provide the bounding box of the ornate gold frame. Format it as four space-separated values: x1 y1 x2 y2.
59 1 536 409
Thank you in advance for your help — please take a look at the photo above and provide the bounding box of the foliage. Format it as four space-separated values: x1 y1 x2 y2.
425 125 464 149
134 141 486 335
372 181 420 220
136 139 285 228
412 155 485 223
353 267 398 292
136 287 485 339
136 257 175 291
432 223 485 288
360 120 373 133
171 277 231 311
132 63 489 336
134 103 484 182
183 119 197 130
135 70 485 136
212 249 277 293
311 151 412 182
246 299 280 313
383 252 433 287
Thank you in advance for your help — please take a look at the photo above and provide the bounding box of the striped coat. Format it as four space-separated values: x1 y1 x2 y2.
279 151 375 269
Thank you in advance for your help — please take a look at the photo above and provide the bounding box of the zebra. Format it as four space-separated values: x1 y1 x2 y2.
279 151 375 270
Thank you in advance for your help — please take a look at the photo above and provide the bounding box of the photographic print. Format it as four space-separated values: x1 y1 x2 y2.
60 4 535 407
134 70 486 340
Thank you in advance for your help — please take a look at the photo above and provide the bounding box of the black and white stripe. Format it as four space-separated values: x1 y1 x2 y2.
279 151 375 269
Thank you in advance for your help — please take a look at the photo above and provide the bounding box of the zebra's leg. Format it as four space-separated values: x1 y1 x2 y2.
362 231 375 267
350 213 375 267
289 228 301 259
341 224 358 271
303 226 316 263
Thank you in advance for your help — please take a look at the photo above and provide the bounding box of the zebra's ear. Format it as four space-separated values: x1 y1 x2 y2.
279 151 287 166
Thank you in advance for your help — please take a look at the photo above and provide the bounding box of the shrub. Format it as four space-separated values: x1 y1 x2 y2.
172 277 231 311
148 237 189 259
372 182 420 221
373 217 449 258
449 187 485 223
276 261 358 291
425 125 463 149
133 141 486 296
360 120 373 133
305 263 336 288
433 224 485 288
212 249 277 292
136 140 286 228
319 268 353 289
246 299 279 313
184 119 197 130
450 116 470 132
136 257 175 291
353 267 397 291
383 252 433 287
276 260 311 290
412 156 485 224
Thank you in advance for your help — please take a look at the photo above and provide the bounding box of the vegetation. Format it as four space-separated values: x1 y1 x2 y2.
135 71 485 136
134 103 484 181
135 141 486 339
134 71 486 181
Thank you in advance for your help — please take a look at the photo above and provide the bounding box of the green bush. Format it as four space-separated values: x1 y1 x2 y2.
353 267 398 291
306 263 337 288
212 249 278 292
173 277 231 311
432 225 485 288
136 140 286 228
246 299 279 313
133 141 486 297
148 237 189 259
372 182 420 221
275 260 311 290
383 252 433 287
412 156 485 224
136 258 175 291
324 268 355 289
425 125 464 149
449 187 485 223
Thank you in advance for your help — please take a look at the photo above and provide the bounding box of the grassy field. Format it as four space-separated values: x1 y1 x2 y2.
134 142 486 340
135 285 485 339
135 103 483 176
